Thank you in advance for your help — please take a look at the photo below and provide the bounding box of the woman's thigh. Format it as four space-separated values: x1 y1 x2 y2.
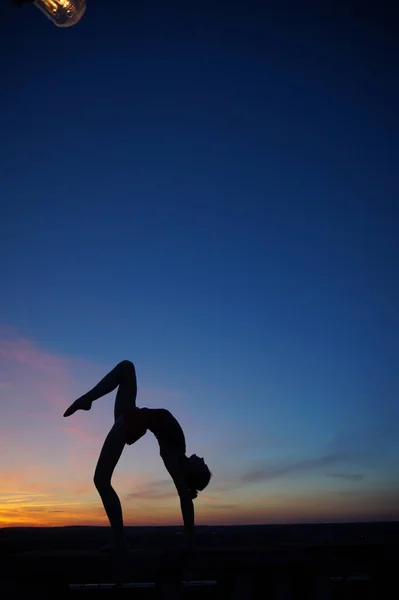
94 416 127 484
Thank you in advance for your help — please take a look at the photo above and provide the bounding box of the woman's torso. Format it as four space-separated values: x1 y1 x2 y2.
124 407 186 456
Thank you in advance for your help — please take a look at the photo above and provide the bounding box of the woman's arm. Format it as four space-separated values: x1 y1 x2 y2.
179 494 195 549
161 451 196 550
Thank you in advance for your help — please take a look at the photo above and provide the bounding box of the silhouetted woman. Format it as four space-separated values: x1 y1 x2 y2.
63 360 211 552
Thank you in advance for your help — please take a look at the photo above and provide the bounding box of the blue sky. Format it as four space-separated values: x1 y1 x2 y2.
0 0 398 526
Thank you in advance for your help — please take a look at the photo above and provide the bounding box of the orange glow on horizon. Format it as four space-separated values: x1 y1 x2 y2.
1 489 398 528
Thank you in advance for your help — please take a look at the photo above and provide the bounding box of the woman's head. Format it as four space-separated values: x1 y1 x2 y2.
184 454 212 499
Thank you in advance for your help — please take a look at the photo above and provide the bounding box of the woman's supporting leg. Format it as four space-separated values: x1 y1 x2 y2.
93 416 127 551
63 360 137 421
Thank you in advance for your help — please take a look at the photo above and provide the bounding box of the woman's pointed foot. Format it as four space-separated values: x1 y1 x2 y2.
63 397 92 417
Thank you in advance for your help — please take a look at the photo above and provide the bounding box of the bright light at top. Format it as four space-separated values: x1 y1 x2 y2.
34 0 86 27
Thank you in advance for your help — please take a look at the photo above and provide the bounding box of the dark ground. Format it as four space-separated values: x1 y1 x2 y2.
0 522 398 597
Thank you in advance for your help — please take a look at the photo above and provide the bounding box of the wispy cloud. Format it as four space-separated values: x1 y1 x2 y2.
127 489 176 501
0 337 67 372
0 330 75 414
0 382 13 390
125 478 175 501
240 453 346 484
328 473 364 482
0 493 52 505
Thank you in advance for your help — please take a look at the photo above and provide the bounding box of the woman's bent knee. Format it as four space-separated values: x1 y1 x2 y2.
118 360 135 374
94 473 111 491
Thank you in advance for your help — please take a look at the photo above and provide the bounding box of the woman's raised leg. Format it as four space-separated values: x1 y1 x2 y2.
63 360 137 421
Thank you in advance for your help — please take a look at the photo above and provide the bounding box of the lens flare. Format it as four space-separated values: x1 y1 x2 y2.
34 0 86 27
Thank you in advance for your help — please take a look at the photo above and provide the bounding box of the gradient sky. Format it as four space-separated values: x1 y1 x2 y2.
1 1 398 527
